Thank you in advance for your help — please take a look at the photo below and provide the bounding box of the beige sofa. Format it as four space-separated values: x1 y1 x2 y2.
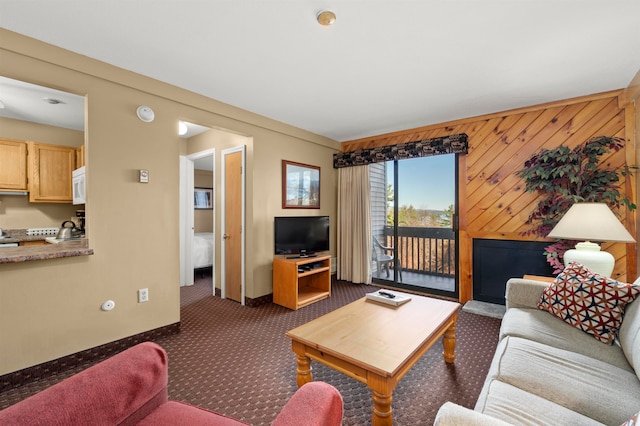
435 277 640 425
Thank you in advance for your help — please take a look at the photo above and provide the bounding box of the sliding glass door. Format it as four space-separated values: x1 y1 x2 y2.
370 154 458 298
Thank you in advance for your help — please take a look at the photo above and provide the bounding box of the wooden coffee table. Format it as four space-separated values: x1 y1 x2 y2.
286 294 460 425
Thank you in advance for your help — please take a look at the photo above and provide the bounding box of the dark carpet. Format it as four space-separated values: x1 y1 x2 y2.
0 275 502 425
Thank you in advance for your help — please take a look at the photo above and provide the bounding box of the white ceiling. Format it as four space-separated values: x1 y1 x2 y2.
0 76 85 130
1 1 639 143
193 156 213 172
0 76 211 139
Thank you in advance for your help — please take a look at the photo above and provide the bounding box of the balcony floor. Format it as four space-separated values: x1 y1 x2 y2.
372 269 455 292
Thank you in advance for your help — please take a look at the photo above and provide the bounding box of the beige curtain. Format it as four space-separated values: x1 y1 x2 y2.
337 165 372 284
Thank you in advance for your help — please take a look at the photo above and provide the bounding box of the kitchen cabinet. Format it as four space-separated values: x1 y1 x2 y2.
0 139 28 191
75 144 85 168
28 142 76 203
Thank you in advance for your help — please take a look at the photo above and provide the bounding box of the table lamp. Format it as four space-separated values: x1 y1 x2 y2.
547 202 635 277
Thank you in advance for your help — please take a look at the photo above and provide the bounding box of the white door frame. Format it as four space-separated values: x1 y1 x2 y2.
221 145 246 304
179 156 194 287
179 149 215 290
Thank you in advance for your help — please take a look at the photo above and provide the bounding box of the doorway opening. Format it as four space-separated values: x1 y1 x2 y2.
180 148 215 289
179 124 248 305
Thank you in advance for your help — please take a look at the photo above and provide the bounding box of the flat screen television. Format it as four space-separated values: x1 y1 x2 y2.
274 216 330 256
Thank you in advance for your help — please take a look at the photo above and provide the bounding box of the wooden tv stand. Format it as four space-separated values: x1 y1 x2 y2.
273 255 331 310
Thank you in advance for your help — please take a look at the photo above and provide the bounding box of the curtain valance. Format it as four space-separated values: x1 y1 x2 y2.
333 133 468 169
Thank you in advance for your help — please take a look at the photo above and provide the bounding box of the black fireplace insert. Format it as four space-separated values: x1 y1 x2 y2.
473 239 554 305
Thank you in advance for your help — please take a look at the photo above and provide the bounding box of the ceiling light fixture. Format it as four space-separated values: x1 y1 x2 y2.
136 105 155 123
316 10 336 26
178 121 188 136
44 98 64 105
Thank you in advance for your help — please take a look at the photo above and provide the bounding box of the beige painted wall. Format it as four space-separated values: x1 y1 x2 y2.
0 117 84 147
0 118 84 229
0 195 79 230
194 170 213 233
251 134 337 297
0 29 339 375
186 127 338 299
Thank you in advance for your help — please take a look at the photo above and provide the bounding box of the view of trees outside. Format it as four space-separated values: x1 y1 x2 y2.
386 155 455 227
386 180 454 228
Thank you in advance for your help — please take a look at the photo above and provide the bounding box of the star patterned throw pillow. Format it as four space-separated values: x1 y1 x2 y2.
537 262 640 344
621 411 639 426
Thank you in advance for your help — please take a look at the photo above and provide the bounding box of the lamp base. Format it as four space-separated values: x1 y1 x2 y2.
563 241 614 277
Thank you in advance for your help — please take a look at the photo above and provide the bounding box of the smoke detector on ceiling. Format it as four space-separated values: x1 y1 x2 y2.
136 105 155 123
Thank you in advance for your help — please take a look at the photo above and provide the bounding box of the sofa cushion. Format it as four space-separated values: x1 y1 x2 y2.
619 298 640 373
0 342 169 426
488 336 640 425
271 382 344 426
137 401 249 425
505 278 550 310
476 379 604 426
500 307 633 371
434 401 514 426
483 336 640 425
537 262 640 344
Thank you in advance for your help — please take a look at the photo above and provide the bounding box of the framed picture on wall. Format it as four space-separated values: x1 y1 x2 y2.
282 160 320 209
194 187 213 209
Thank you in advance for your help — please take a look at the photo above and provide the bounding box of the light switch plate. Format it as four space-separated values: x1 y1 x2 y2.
139 169 149 183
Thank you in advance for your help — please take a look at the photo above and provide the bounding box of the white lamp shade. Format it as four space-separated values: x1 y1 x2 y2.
547 203 635 243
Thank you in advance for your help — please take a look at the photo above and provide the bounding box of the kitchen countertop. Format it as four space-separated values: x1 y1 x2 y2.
0 235 48 244
0 232 93 264
0 228 63 244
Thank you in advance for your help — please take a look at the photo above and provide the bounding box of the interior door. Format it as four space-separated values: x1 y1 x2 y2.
222 146 245 303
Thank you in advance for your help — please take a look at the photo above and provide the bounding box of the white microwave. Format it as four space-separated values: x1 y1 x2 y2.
72 166 86 205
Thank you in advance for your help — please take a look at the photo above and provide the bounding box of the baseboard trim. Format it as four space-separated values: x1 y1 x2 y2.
213 287 274 307
246 293 272 307
0 322 180 392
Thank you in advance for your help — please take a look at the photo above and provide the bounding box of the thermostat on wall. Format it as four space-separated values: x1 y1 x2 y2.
139 169 149 183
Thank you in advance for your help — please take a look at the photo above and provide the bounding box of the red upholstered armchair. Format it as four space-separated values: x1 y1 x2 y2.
0 342 343 425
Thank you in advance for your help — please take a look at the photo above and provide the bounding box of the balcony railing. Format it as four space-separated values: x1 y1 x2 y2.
383 226 456 277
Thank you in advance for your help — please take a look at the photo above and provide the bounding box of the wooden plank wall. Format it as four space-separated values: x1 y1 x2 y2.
342 90 637 302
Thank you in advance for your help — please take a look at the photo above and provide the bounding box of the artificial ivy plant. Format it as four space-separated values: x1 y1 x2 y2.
515 136 636 273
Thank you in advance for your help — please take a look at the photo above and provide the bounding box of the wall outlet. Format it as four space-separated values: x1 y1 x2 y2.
138 288 149 303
